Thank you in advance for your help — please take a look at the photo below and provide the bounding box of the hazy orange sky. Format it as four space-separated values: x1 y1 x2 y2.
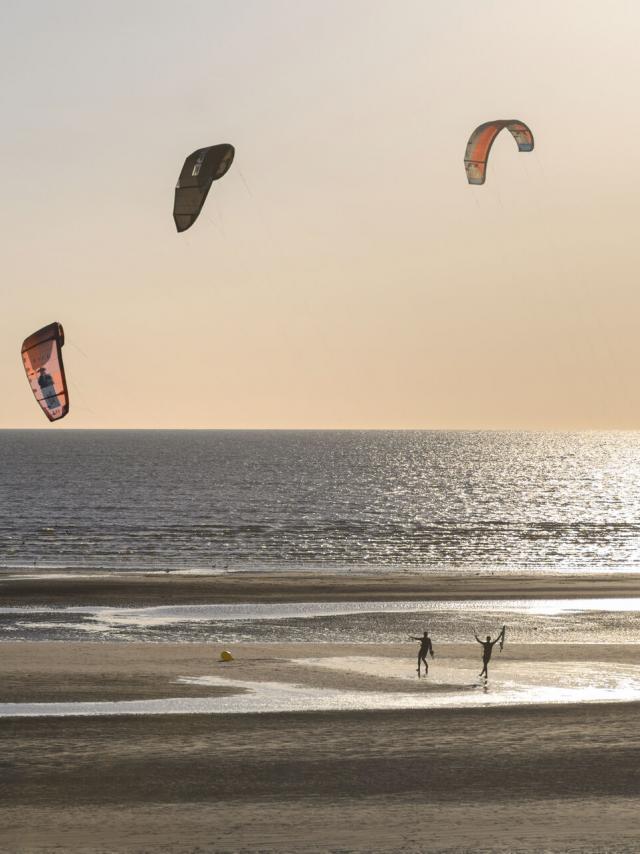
3 0 640 429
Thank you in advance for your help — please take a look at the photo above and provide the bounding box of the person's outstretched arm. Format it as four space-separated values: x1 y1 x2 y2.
498 625 506 650
409 636 422 640
488 627 505 645
491 627 505 646
474 633 482 643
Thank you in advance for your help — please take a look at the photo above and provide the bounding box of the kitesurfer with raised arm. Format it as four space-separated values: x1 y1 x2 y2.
474 625 506 679
409 630 434 678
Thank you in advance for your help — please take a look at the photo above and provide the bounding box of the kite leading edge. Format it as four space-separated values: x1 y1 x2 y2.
464 120 534 185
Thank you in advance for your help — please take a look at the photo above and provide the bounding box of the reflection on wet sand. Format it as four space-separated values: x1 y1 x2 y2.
4 597 640 644
3 656 640 718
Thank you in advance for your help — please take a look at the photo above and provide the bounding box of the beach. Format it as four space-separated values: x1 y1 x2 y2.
4 704 640 852
3 569 640 606
2 571 640 852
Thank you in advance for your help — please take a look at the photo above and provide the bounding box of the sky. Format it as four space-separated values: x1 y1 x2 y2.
3 0 640 429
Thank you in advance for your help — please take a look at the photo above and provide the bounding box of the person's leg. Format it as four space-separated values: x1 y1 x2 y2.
422 653 428 675
417 652 421 676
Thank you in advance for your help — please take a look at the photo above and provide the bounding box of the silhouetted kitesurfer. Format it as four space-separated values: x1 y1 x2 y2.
409 631 434 677
474 625 506 679
37 367 61 410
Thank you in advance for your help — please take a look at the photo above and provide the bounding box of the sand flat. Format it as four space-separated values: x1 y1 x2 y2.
3 798 640 854
2 640 640 705
2 569 640 606
3 573 640 851
3 703 640 852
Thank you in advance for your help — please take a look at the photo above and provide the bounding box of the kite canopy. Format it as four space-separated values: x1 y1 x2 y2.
21 322 69 422
464 120 534 185
173 143 235 232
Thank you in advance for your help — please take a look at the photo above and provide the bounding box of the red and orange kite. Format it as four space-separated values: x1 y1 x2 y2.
464 120 534 185
21 322 69 422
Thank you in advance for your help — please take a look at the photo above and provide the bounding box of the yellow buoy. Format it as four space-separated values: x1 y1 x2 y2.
219 650 234 662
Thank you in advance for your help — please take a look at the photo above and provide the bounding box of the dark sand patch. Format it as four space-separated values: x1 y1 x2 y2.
2 569 640 607
3 705 640 852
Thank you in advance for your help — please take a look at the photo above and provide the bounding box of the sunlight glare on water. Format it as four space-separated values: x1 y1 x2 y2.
3 598 640 644
3 430 640 572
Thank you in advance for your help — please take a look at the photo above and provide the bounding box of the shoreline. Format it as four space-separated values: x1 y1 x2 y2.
2 569 640 606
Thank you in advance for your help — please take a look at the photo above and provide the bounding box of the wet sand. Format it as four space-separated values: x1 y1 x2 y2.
2 568 640 606
2 640 640 704
3 572 640 851
2 640 640 851
3 701 640 852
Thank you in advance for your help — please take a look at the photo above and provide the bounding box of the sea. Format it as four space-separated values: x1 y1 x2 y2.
2 429 640 575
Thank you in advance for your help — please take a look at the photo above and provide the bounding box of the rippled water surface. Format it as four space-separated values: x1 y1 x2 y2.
2 429 640 572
